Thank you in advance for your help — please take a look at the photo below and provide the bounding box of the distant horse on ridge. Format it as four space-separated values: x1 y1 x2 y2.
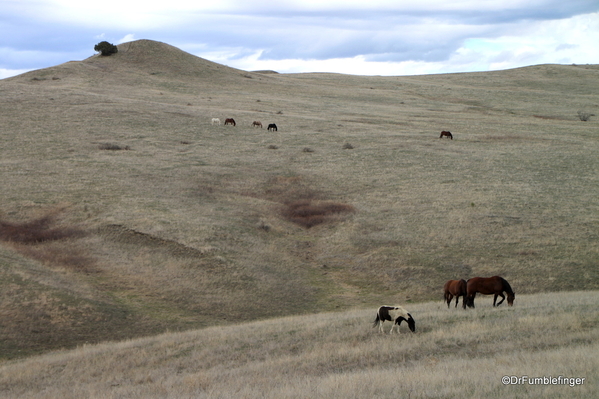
440 131 453 139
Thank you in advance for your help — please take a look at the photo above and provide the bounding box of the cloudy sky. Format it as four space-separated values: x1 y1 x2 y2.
1 0 598 79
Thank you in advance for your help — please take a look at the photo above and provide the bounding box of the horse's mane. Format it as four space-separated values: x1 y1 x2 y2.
501 277 514 294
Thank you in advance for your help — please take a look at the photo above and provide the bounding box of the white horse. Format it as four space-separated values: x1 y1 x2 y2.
211 118 221 125
373 305 416 334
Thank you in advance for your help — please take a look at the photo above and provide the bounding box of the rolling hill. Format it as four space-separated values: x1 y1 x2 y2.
1 291 598 398
0 39 598 359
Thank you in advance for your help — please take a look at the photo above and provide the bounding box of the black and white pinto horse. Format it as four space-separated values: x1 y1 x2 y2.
373 305 416 334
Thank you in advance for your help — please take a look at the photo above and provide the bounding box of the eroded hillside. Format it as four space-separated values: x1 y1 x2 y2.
1 40 598 358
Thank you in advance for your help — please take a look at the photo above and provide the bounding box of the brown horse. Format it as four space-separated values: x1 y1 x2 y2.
444 279 467 309
224 118 236 126
440 131 453 139
466 276 514 308
252 121 262 128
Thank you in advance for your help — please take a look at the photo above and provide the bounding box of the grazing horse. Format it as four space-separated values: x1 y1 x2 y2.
211 118 221 125
444 279 467 309
373 305 416 334
267 123 278 131
466 276 515 308
440 131 453 139
252 121 263 128
224 118 236 126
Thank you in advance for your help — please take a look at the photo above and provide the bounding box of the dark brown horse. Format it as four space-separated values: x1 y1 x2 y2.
440 131 453 139
444 279 467 309
224 118 236 126
466 276 514 308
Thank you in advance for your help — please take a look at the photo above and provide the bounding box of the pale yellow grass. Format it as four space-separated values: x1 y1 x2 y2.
1 290 597 398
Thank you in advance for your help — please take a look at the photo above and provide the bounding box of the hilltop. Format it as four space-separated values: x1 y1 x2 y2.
0 39 598 359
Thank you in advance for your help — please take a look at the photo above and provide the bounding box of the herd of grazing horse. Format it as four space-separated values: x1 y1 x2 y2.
211 118 278 130
375 276 514 335
211 120 452 140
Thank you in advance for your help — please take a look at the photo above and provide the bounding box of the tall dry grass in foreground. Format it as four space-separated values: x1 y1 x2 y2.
1 290 597 398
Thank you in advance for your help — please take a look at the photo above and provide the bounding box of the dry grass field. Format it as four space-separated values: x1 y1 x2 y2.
0 291 597 398
0 38 598 378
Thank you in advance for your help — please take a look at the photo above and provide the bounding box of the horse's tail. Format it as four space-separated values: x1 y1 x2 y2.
373 312 381 328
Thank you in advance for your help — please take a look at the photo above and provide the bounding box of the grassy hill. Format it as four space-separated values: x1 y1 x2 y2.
1 291 597 398
0 39 598 359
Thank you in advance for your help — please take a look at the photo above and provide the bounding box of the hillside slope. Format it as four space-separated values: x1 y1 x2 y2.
1 291 597 398
0 40 598 359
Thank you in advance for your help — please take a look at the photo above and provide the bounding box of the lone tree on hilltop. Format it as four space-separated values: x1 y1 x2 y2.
94 41 118 56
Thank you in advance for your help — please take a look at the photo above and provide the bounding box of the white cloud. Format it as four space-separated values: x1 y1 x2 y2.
183 10 598 76
118 34 136 44
0 68 32 79
202 51 462 76
449 12 599 72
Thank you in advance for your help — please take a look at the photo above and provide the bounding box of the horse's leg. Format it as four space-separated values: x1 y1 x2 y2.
461 295 467 309
446 293 453 308
455 295 459 308
467 293 475 308
389 323 395 334
495 293 505 306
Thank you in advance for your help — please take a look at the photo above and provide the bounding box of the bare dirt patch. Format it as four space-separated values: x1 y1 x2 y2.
258 175 355 228
282 200 355 228
0 214 84 244
0 211 95 273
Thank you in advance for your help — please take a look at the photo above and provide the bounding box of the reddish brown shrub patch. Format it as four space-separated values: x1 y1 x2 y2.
0 214 93 272
0 216 83 243
282 200 355 228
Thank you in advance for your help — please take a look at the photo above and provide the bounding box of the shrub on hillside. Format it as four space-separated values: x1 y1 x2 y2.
577 111 594 121
94 41 118 56
99 143 130 151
